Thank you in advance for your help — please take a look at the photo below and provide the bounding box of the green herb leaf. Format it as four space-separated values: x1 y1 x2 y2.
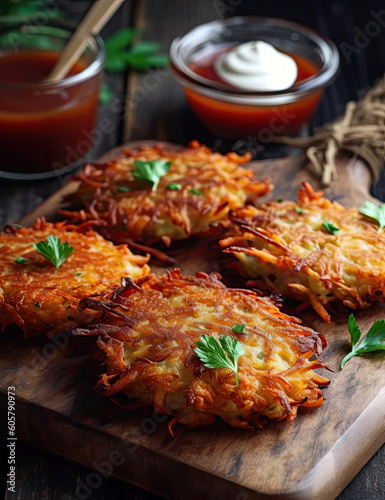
129 41 162 56
166 183 182 191
194 334 244 386
341 314 385 368
105 53 127 73
99 83 113 105
137 53 168 67
232 324 246 334
295 207 304 214
105 28 140 53
132 159 171 191
122 52 168 71
189 188 202 196
75 272 82 277
33 235 74 271
359 201 385 232
15 256 29 264
117 186 131 193
323 221 339 234
277 198 283 203
104 28 168 73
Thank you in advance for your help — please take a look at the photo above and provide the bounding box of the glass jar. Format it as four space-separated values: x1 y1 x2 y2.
0 23 104 180
170 17 340 140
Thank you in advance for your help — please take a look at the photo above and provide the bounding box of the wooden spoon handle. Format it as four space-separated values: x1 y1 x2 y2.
46 0 125 83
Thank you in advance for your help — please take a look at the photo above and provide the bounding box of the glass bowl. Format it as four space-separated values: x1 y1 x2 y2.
0 23 104 180
170 17 340 140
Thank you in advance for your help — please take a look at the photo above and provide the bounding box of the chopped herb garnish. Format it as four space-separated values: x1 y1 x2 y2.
341 314 385 369
15 257 29 264
232 324 246 334
189 188 202 196
166 183 182 191
132 159 171 191
277 198 283 203
295 207 304 214
359 201 385 232
33 235 74 271
194 334 244 387
117 186 131 193
323 221 339 234
75 273 82 277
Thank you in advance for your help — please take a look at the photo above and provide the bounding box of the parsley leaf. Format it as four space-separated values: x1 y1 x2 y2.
341 314 385 368
15 257 29 264
194 334 244 386
104 28 168 73
323 221 339 234
359 201 385 232
232 324 246 334
132 159 171 191
166 183 182 191
277 198 283 203
295 207 304 214
189 188 202 196
33 235 74 271
117 186 131 193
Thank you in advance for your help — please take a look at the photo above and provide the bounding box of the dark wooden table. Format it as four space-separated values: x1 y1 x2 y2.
1 1 385 499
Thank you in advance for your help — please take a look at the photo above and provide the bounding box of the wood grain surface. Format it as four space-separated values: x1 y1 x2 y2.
1 142 385 500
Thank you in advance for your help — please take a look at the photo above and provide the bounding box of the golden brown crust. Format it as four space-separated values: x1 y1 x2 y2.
75 269 329 430
0 218 150 337
220 182 385 322
61 141 272 244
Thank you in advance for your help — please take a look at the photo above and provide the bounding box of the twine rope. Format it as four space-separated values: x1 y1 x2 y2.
277 76 385 186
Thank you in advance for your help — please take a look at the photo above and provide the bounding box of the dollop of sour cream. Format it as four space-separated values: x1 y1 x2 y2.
215 41 298 91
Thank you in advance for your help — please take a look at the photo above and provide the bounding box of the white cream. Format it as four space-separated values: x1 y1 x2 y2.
215 41 298 92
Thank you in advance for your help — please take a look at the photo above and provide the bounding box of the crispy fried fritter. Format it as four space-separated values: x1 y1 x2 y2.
220 182 385 322
61 141 272 244
75 269 328 430
0 218 150 337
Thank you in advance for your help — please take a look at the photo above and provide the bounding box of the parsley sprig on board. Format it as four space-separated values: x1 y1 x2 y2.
341 314 385 368
132 159 171 191
33 235 74 272
359 201 385 232
194 335 244 387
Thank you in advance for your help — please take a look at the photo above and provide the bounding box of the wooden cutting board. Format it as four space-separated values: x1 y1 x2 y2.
1 142 384 500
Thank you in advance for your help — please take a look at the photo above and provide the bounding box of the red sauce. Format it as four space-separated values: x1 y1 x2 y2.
185 45 322 139
0 50 101 175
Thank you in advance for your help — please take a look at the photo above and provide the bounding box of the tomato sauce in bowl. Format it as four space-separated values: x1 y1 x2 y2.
186 45 321 138
170 17 340 140
0 25 104 180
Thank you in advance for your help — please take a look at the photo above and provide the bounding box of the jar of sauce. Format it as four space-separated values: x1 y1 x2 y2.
0 24 104 180
170 17 340 140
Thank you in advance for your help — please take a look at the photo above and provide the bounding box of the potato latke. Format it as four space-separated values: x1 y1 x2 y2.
220 182 385 322
0 218 149 336
61 141 272 244
75 269 328 431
